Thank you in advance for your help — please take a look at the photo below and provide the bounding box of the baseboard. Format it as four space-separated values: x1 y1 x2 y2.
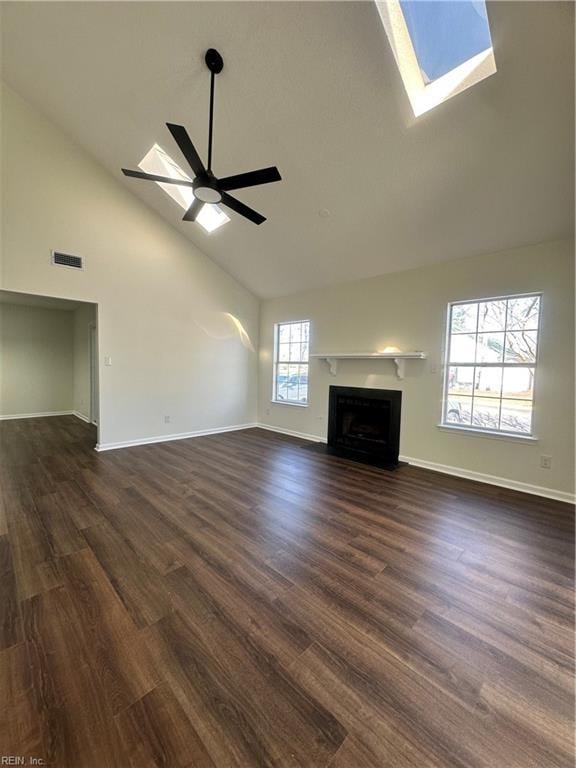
73 411 91 423
255 422 574 504
0 410 74 421
95 422 258 452
256 422 325 443
397 454 574 504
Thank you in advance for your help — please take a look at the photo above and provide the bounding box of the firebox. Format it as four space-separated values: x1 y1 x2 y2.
327 386 402 468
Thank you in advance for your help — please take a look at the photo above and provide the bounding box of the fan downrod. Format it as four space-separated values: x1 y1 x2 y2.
205 48 224 74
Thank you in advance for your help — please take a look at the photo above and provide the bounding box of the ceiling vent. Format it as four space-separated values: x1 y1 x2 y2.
51 251 83 270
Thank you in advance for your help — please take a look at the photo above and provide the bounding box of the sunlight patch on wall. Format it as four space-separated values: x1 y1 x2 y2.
192 310 255 353
224 313 256 352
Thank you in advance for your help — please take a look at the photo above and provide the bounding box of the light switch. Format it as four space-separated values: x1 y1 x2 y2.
104 356 112 367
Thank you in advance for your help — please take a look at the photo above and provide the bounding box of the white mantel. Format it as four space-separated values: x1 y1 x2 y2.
310 351 427 379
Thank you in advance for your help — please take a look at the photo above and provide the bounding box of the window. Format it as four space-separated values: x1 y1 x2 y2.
273 321 310 405
375 0 496 117
138 144 230 233
443 294 541 436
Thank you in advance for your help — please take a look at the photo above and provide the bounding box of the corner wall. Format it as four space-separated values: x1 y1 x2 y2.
1 84 259 448
258 240 575 501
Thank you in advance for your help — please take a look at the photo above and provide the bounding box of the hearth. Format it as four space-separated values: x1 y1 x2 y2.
327 386 402 468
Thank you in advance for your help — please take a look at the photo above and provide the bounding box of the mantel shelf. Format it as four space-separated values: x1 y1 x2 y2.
310 352 427 379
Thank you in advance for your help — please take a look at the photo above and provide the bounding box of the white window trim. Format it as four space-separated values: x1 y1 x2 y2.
270 400 309 408
437 424 538 443
272 320 311 407
441 292 542 439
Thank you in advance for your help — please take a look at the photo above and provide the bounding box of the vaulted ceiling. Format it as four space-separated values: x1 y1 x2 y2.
1 2 573 297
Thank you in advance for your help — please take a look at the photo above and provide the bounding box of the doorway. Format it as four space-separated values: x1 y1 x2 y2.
0 289 100 446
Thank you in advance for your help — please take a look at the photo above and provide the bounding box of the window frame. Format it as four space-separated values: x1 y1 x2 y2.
272 320 311 407
441 292 542 438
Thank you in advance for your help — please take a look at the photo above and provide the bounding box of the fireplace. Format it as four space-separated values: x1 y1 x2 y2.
327 386 402 468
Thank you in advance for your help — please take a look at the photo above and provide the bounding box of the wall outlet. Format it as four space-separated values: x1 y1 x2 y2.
164 415 171 424
104 356 112 367
540 455 552 469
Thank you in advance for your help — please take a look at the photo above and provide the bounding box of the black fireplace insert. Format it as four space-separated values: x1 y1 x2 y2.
327 386 402 468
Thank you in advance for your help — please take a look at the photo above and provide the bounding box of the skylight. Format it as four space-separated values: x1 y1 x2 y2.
138 144 230 233
375 0 496 117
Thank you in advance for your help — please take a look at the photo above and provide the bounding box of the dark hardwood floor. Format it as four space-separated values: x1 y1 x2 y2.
0 415 573 767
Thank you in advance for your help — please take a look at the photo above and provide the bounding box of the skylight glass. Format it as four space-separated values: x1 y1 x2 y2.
399 1 492 83
375 0 496 117
138 144 230 234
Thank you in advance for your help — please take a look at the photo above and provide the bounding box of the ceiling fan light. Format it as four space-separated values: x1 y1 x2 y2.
193 185 222 204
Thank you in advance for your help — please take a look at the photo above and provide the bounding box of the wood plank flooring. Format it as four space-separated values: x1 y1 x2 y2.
0 415 573 767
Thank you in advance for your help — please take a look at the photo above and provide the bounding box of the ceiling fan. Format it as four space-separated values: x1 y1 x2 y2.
122 48 281 225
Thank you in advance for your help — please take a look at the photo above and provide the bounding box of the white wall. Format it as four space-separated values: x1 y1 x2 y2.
0 303 74 416
258 240 575 500
1 84 259 448
73 303 97 421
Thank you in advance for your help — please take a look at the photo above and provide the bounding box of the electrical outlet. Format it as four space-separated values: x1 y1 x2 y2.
540 455 552 469
164 415 171 424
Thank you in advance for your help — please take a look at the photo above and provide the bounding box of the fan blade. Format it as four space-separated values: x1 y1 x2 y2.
182 198 203 222
218 166 281 192
221 192 266 225
122 168 194 187
167 123 206 177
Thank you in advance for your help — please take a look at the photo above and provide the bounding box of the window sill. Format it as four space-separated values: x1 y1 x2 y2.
437 424 538 443
271 400 308 408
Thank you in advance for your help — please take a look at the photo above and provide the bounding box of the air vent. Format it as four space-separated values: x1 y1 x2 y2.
51 251 83 270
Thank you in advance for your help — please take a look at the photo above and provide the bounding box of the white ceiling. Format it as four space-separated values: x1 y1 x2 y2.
1 2 573 298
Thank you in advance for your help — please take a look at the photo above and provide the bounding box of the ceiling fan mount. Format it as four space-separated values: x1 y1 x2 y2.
121 47 281 225
205 47 224 75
